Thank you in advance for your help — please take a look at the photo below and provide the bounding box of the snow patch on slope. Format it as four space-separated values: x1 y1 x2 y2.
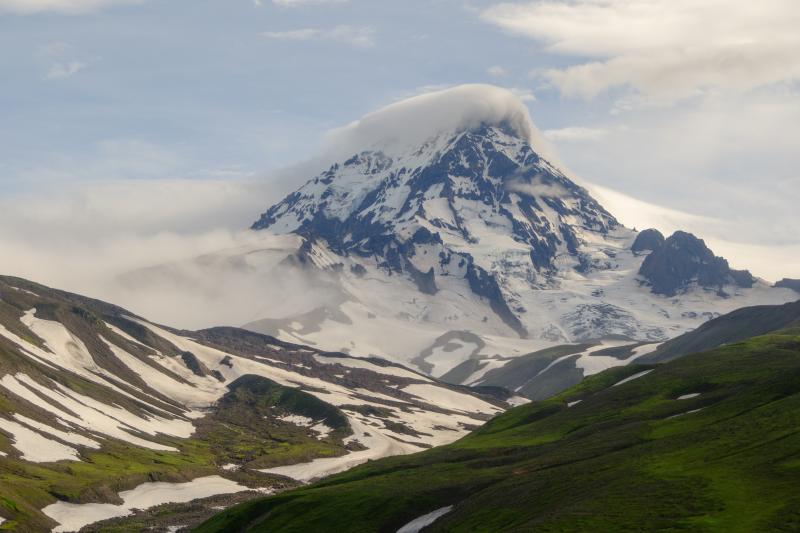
396 505 454 533
258 418 414 483
0 417 79 462
0 373 187 452
44 476 248 533
612 369 653 387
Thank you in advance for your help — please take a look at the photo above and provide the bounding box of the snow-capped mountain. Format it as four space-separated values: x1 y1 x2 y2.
0 276 503 531
251 121 617 337
242 86 795 379
115 85 795 392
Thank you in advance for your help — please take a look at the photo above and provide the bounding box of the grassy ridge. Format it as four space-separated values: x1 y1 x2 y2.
197 328 800 532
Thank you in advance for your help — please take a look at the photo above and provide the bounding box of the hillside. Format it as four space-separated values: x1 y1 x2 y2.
455 299 800 400
640 299 800 363
0 276 502 531
198 326 800 532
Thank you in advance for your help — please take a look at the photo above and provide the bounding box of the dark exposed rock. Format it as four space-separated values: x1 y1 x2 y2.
466 262 527 338
350 264 367 278
415 331 486 375
638 231 755 297
409 227 443 246
180 351 208 377
631 228 665 254
776 278 800 293
406 263 438 295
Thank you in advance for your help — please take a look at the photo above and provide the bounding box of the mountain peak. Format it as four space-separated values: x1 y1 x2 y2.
243 88 790 360
252 110 618 338
252 120 615 262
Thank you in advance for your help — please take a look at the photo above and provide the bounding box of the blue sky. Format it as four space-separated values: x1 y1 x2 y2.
1 0 799 284
0 0 573 182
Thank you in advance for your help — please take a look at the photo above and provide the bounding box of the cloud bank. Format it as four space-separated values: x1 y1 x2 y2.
0 178 292 328
482 0 800 103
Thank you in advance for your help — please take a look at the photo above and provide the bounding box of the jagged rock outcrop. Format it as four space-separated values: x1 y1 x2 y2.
631 228 665 254
638 231 754 297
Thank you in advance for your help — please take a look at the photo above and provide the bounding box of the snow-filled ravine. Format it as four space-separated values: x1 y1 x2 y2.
259 418 410 482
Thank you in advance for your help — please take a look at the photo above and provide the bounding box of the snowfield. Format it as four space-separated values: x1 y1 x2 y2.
0 417 80 463
43 476 248 532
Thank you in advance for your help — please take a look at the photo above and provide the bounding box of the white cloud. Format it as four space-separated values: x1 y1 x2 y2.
508 87 536 102
0 0 142 15
0 130 339 329
703 239 800 284
588 183 715 237
324 84 553 159
38 41 91 80
544 126 609 142
481 0 800 103
487 65 507 77
45 60 87 79
261 25 375 47
478 2 800 273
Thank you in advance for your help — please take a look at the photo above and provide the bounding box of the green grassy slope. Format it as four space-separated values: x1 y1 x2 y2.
197 326 800 532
